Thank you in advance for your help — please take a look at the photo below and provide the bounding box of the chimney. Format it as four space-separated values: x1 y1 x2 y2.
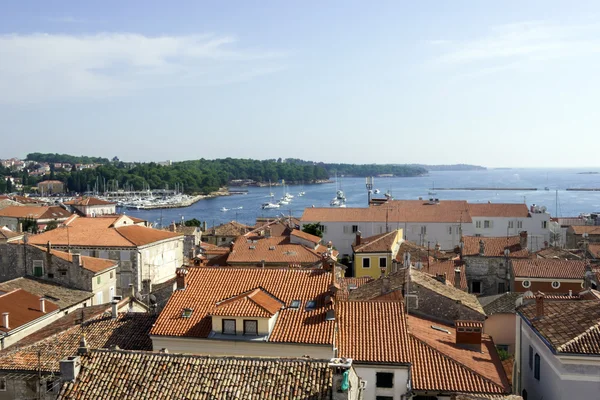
391 259 398 274
176 267 189 290
454 267 461 289
381 275 390 295
111 299 119 319
535 291 545 319
520 231 528 250
17 222 22 233
170 221 176 232
478 240 485 256
72 253 81 267
128 283 135 298
230 242 235 252
77 334 89 355
59 356 81 382
328 358 354 399
1 312 9 329
40 297 46 313
455 320 483 352
46 241 52 253
265 227 271 238
355 231 361 246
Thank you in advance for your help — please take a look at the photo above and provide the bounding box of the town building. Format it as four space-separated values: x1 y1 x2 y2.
164 222 202 261
515 294 600 400
202 220 252 246
566 225 600 248
56 350 360 400
0 243 118 305
36 180 64 195
461 234 529 296
0 299 153 400
27 215 184 294
0 205 72 232
511 259 590 294
301 200 473 257
352 229 403 279
478 292 523 354
63 197 116 217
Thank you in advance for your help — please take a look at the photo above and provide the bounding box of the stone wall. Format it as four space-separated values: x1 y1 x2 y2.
0 374 59 400
409 284 485 323
463 256 510 296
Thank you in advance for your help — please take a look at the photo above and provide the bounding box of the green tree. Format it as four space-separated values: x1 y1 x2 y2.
6 178 12 193
302 222 323 238
45 220 59 231
184 218 202 227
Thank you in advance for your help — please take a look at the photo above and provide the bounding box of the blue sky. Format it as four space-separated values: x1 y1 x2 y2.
1 1 600 167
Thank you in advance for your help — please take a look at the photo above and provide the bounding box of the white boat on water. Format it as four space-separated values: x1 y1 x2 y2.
220 207 229 212
262 202 280 209
298 191 305 196
279 199 290 205
374 189 380 194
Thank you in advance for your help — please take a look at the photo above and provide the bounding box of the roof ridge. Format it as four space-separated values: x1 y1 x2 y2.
355 230 396 252
557 320 600 352
409 335 507 393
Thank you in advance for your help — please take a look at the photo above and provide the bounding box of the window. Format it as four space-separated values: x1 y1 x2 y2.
475 220 482 229
376 372 394 388
420 226 426 235
362 258 370 269
46 379 56 392
522 280 531 288
33 260 44 277
484 220 491 229
0 377 5 391
97 276 101 284
471 281 481 294
528 346 533 369
243 320 258 335
551 281 560 289
448 226 452 235
379 257 387 268
352 225 359 233
498 282 506 293
222 319 236 335
181 308 193 318
305 300 316 310
47 273 54 279
376 397 394 400
289 300 301 309
110 271 114 279
542 221 547 229
517 221 523 229
60 271 67 276
534 353 540 380
508 221 514 229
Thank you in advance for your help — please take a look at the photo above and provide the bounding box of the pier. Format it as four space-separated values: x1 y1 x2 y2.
566 188 600 192
431 187 539 191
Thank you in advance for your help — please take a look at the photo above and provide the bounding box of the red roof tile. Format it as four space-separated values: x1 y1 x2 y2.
468 203 529 218
0 289 60 332
424 260 468 291
64 197 115 206
512 259 586 279
290 229 322 244
353 230 400 253
226 236 322 265
212 288 284 318
570 225 600 235
463 236 529 258
0 205 71 220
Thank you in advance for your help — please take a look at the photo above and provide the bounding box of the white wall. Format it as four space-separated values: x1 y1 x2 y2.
139 237 184 286
470 213 551 252
353 364 410 400
484 313 516 354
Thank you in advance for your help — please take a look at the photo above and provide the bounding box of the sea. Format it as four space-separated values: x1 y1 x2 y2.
124 168 600 228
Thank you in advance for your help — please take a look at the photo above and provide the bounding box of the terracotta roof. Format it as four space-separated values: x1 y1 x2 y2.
28 216 181 248
151 268 335 345
208 221 251 236
226 236 322 265
347 269 408 301
570 225 600 235
337 301 411 364
353 230 399 253
424 260 468 291
512 259 586 279
212 288 284 318
302 200 473 223
64 197 115 206
0 276 92 309
535 247 583 260
408 315 511 394
519 299 600 355
251 218 298 237
0 205 71 220
479 293 522 315
0 313 156 372
411 269 485 315
468 203 529 218
589 244 600 258
0 289 60 332
462 236 529 258
58 350 334 400
290 229 322 244
33 245 117 273
396 241 455 263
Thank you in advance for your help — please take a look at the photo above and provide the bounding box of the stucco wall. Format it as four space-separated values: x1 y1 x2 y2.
513 278 583 294
353 364 410 400
484 313 516 354
211 315 273 336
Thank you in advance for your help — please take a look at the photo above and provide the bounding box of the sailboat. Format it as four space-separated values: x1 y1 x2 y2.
330 173 346 207
428 181 437 196
544 173 550 191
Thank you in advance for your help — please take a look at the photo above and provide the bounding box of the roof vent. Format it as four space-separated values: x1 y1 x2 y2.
348 283 358 290
289 300 301 309
325 309 335 321
269 246 276 250
305 300 316 311
249 246 256 250
431 325 450 334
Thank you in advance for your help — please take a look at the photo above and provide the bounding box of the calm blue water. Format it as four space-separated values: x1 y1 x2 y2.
125 169 600 227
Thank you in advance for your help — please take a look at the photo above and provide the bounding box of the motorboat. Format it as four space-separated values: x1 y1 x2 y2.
374 189 380 194
262 202 280 209
298 191 305 197
220 207 229 212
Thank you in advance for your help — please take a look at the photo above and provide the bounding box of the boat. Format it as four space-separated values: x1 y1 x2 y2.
298 191 305 197
330 174 347 207
374 189 380 194
279 199 290 205
384 190 393 199
544 187 550 191
428 181 437 196
220 207 229 212
262 202 280 209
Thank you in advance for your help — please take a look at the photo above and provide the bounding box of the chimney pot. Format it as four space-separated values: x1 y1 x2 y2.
381 276 390 295
46 241 52 253
535 291 545 319
2 312 9 329
176 267 188 290
40 297 46 313
111 300 118 319
478 240 485 256
454 267 461 289
78 334 88 355
355 231 361 246
520 231 528 250
129 283 135 298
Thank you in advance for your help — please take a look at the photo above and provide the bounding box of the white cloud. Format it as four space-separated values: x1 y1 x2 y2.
0 33 285 103
431 20 600 72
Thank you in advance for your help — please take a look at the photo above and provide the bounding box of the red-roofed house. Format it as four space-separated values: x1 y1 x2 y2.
511 259 589 294
0 206 72 232
63 197 116 217
352 229 403 279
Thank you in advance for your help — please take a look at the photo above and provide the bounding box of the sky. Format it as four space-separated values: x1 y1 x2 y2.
1 1 600 167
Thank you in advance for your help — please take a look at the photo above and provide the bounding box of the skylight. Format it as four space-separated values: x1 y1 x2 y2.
289 300 301 309
181 308 193 318
305 300 316 311
431 325 450 334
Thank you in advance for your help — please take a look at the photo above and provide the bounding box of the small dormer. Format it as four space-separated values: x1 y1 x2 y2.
209 288 284 339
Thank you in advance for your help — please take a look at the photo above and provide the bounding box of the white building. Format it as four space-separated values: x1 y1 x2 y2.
301 200 552 257
64 197 116 217
515 293 600 400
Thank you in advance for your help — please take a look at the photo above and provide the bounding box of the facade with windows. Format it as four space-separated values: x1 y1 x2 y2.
511 259 589 294
352 229 403 279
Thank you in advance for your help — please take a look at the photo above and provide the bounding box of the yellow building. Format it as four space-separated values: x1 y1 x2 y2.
352 229 403 279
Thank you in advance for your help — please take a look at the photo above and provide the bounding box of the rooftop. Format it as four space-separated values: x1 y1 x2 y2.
353 229 400 253
0 276 92 309
151 267 335 345
226 235 323 265
570 225 600 235
64 197 115 206
0 312 156 373
479 293 522 315
207 220 251 237
290 229 322 245
424 260 468 291
0 226 22 241
0 289 60 332
0 205 71 220
462 236 529 258
212 288 284 318
512 259 586 279
302 200 473 223
58 350 334 400
32 244 118 273
518 299 600 355
468 203 530 218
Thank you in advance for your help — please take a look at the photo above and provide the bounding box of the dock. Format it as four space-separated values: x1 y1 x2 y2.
431 187 538 191
566 188 600 192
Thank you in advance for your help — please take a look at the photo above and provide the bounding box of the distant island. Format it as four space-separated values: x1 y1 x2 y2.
578 171 599 175
410 164 486 172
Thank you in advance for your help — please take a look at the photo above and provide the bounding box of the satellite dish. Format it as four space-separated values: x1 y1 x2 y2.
149 294 157 305
135 292 143 302
540 206 547 213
